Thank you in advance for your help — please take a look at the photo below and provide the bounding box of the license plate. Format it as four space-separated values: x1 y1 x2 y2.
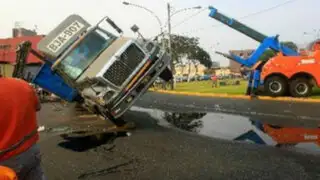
46 20 85 53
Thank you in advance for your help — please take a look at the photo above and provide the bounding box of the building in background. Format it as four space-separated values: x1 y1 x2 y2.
0 28 44 79
175 62 207 77
211 61 220 69
214 67 231 77
12 27 37 37
228 49 254 73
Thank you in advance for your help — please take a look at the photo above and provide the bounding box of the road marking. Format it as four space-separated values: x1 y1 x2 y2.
78 114 98 118
149 89 320 103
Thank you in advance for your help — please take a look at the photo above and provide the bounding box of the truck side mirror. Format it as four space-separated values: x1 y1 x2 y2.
105 18 123 34
131 24 146 42
131 25 139 33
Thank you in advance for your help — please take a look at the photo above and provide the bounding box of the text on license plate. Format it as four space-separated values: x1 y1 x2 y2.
47 20 85 53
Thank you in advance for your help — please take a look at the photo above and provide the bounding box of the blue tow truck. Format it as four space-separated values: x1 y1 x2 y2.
208 6 300 96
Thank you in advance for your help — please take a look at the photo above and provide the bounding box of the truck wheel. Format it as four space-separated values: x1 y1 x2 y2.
289 78 312 97
264 76 288 97
159 67 173 82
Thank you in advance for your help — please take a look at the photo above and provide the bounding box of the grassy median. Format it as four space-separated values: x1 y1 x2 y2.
170 80 320 99
174 80 247 95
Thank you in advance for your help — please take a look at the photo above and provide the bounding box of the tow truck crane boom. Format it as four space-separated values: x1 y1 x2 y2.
208 6 299 68
207 6 305 96
209 6 267 42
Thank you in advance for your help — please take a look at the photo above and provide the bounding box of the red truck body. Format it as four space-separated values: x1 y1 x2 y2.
260 41 320 97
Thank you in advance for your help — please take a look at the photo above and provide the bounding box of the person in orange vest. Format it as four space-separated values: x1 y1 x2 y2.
0 70 46 180
0 166 17 180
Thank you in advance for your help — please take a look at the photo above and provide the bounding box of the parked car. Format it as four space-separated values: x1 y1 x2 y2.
201 75 211 81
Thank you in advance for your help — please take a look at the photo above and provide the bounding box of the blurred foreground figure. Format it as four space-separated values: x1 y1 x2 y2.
0 166 17 180
0 70 46 180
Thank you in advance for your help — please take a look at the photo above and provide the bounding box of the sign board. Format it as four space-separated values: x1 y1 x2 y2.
300 59 315 64
38 14 91 59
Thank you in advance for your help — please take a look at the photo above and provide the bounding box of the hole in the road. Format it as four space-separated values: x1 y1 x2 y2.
58 132 124 152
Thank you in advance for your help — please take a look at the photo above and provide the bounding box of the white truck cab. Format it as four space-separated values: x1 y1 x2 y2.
37 14 172 119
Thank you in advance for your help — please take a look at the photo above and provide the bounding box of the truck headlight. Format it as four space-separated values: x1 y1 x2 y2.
146 42 155 52
158 62 164 68
126 95 133 103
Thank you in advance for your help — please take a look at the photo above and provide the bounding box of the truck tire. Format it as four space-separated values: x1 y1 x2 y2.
264 76 288 97
289 78 312 98
159 67 173 82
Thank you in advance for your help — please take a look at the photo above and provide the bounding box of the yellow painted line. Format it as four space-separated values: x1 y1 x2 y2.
149 89 320 103
78 114 98 118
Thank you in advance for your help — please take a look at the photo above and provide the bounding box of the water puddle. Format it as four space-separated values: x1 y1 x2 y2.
130 106 320 155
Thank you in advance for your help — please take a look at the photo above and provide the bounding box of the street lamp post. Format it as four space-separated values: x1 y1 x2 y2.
167 3 173 85
123 1 202 89
166 3 202 89
123 1 164 38
303 29 320 39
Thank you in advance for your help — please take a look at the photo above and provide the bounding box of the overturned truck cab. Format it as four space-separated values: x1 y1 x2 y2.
37 14 172 119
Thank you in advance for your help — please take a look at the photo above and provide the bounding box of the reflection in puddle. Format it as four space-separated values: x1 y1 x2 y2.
163 112 206 133
131 106 320 155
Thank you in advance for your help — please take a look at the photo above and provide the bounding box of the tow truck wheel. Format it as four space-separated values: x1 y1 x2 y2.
289 78 312 98
264 76 288 97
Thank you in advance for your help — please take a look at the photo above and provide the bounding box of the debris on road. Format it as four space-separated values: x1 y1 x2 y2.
37 126 45 132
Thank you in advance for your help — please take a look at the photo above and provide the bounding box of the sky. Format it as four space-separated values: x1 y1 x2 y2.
1 0 320 66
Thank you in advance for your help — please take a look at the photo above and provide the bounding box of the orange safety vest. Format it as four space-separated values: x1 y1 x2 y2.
0 78 39 161
0 166 17 180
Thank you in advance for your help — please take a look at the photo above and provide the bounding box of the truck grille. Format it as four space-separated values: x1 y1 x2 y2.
103 43 145 86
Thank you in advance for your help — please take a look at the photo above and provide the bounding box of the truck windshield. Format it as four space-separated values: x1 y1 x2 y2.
56 28 116 80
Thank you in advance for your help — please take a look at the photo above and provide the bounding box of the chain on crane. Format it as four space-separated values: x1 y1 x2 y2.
12 41 32 79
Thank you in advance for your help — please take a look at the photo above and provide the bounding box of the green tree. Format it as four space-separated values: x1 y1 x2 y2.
259 49 276 61
188 46 212 68
281 41 298 51
162 34 212 68
259 41 298 61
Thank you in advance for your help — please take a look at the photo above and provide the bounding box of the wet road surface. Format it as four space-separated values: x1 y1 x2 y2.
136 92 320 127
37 94 320 180
131 106 320 155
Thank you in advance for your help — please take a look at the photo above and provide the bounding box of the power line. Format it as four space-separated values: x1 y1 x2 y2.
238 0 300 19
179 0 301 36
171 8 207 29
150 7 205 39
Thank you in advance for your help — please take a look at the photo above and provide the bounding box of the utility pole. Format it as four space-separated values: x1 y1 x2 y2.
123 1 201 90
167 3 175 90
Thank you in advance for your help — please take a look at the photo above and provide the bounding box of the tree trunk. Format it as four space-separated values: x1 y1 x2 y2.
181 64 185 75
170 61 175 90
195 64 199 81
187 60 192 82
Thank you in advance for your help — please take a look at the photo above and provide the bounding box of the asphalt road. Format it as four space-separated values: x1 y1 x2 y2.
37 93 320 180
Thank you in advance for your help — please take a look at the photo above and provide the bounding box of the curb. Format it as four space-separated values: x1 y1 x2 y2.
149 89 320 104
